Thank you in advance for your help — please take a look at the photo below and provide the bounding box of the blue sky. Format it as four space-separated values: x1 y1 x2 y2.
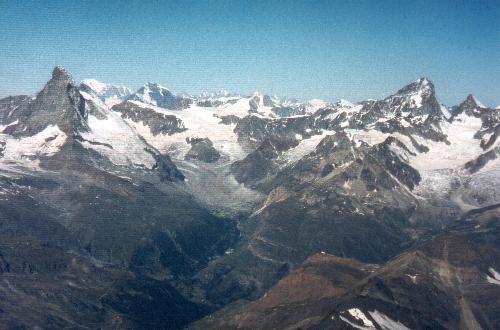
0 0 499 106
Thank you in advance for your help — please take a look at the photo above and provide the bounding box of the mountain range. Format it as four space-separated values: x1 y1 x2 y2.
0 66 498 329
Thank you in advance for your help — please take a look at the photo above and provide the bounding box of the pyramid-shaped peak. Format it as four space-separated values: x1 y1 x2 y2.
465 94 486 108
396 77 434 96
451 94 491 119
52 66 71 81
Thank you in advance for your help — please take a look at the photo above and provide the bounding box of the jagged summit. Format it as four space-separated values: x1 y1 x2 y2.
52 65 71 81
451 93 492 119
395 77 434 97
0 66 499 330
464 93 486 108
2 66 88 136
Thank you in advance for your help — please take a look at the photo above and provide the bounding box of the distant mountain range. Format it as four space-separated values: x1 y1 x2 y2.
0 66 498 329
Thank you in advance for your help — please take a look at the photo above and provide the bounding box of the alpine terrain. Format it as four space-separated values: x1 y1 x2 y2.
0 67 499 329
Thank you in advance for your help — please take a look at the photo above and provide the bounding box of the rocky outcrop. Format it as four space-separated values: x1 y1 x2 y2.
112 100 186 136
185 137 221 163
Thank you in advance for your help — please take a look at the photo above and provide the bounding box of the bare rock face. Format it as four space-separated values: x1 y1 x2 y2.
112 100 187 136
185 137 221 163
5 66 88 137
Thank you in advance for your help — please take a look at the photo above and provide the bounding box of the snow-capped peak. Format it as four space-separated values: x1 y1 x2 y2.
80 79 132 108
416 77 430 86
337 99 355 108
52 65 71 81
127 82 177 107
396 77 434 96
81 79 110 94
452 94 490 119
303 99 330 114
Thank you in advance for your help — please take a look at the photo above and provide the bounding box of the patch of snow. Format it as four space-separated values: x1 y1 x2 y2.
345 128 392 146
339 308 375 329
279 131 334 165
407 274 418 283
0 125 67 161
487 267 500 285
340 316 375 330
348 309 375 328
369 310 411 330
0 119 19 133
440 105 451 119
410 93 423 108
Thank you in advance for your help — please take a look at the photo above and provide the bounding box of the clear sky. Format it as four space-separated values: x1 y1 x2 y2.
0 0 499 106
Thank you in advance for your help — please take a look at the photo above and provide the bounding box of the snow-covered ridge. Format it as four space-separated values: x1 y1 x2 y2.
120 100 246 162
80 79 132 107
2 69 498 201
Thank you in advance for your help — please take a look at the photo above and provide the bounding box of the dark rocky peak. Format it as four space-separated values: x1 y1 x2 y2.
262 94 275 107
349 78 447 137
395 77 434 95
249 93 280 110
373 78 439 115
4 66 88 137
387 77 440 115
51 65 71 82
452 94 490 119
315 132 353 154
464 94 487 108
312 134 420 190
